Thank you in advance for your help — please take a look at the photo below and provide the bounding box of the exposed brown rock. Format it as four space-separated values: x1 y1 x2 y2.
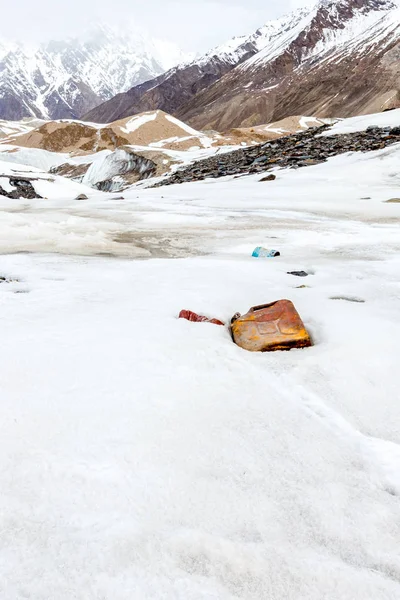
51 163 91 181
260 174 276 181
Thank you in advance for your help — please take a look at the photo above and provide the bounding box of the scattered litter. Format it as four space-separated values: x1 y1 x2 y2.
179 310 225 326
252 247 280 258
231 300 312 352
287 271 309 277
259 174 276 182
330 296 365 303
0 276 19 283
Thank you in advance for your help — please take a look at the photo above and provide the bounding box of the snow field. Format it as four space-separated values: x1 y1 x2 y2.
0 112 400 598
0 244 399 599
321 108 400 136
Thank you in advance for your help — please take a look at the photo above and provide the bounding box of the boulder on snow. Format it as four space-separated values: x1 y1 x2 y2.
0 178 42 199
75 193 88 200
83 147 157 193
259 174 276 182
231 300 312 352
287 271 309 277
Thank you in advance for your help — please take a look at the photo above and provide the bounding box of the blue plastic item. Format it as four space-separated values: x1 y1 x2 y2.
252 247 281 258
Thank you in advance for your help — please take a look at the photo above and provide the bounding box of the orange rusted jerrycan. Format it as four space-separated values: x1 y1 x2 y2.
231 300 312 352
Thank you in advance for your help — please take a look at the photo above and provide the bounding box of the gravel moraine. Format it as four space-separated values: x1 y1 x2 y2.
153 124 400 186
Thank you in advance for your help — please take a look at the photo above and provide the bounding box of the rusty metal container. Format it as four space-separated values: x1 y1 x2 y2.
231 300 312 352
179 310 225 326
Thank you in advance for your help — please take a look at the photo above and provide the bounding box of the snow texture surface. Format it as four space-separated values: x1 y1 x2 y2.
321 108 400 135
0 110 400 599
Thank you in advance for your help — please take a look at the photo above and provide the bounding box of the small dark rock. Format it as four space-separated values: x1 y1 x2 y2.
287 271 309 277
259 174 277 182
330 296 365 303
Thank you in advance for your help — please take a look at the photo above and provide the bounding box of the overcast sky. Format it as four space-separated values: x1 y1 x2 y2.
1 0 313 51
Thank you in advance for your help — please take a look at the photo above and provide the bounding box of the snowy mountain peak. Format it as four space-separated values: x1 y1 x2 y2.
315 0 394 8
240 0 400 73
0 27 191 121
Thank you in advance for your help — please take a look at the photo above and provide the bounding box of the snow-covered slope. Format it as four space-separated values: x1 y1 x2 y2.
321 107 400 135
0 118 45 138
189 8 312 69
242 0 400 72
0 114 400 597
0 159 94 200
0 25 190 121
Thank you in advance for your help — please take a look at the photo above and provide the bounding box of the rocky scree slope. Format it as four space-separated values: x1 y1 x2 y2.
87 0 400 130
153 122 400 186
0 26 188 121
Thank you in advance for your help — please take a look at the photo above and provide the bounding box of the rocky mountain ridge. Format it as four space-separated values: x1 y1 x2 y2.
86 0 400 130
183 0 400 130
83 9 310 124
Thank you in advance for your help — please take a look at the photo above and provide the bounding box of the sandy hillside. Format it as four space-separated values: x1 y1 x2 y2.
2 111 213 155
112 111 213 150
217 116 331 145
1 112 331 157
